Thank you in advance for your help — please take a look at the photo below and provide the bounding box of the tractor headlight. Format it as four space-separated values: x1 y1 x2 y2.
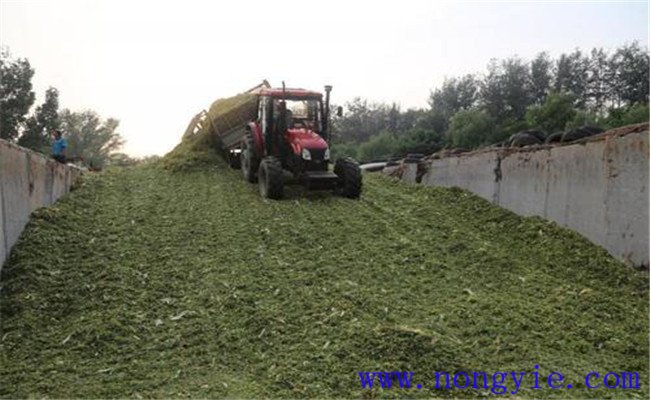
301 148 311 160
324 148 330 160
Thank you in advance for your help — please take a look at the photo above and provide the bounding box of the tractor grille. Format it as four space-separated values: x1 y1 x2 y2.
304 149 328 171
310 149 325 160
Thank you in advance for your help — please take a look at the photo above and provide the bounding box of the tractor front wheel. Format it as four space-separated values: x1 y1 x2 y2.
334 158 362 199
258 156 284 199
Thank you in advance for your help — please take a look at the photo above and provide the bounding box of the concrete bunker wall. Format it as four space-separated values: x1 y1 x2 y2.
1 139 83 268
395 128 649 267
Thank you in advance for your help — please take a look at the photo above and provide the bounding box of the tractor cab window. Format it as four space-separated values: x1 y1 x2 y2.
272 99 321 132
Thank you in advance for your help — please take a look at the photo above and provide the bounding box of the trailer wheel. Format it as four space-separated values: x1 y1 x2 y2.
258 156 284 199
228 151 241 169
334 157 362 199
241 134 258 183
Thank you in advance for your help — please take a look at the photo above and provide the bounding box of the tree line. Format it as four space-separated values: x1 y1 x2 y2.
2 43 647 166
0 48 133 168
332 42 649 162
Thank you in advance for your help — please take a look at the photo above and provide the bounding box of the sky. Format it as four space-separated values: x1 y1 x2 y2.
1 0 648 157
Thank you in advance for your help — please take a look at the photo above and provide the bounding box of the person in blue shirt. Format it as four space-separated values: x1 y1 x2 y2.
51 130 67 163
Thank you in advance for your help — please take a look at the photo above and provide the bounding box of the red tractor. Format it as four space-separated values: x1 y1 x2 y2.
223 84 362 199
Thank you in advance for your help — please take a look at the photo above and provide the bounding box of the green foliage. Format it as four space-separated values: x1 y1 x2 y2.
395 128 445 156
0 165 647 398
494 117 528 143
565 110 602 130
530 52 552 104
603 103 649 128
59 109 124 169
414 108 448 135
554 50 590 108
0 48 35 140
526 92 577 133
353 128 447 163
17 87 60 152
108 152 138 167
565 103 648 131
137 155 161 165
331 98 395 143
480 57 533 121
448 109 496 149
428 74 478 124
330 142 358 160
587 48 610 112
329 43 648 157
610 42 650 106
357 131 398 162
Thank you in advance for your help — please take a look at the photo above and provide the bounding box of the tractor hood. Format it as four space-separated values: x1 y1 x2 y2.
285 128 328 153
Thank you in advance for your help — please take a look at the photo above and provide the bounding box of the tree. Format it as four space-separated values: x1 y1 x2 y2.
18 87 60 151
428 74 478 131
525 92 577 133
59 109 124 168
414 109 448 138
331 98 392 143
480 59 506 121
530 52 552 105
0 48 35 140
586 48 610 112
610 41 650 106
448 109 497 149
108 152 137 167
393 108 424 134
554 49 589 108
480 57 533 122
357 131 398 162
501 57 534 119
331 142 358 160
396 127 445 156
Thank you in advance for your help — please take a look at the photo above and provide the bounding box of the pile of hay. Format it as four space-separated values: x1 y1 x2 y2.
160 93 258 172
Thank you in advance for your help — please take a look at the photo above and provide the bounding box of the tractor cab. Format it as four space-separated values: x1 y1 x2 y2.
239 85 361 200
258 88 330 174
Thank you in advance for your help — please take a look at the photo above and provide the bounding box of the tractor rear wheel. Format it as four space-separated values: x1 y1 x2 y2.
334 157 362 199
241 134 258 183
258 156 284 199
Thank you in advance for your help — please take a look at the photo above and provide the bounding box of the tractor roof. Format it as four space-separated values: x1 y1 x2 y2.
259 88 323 99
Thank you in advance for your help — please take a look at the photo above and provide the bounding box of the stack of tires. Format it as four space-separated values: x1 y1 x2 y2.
404 153 425 164
508 126 605 147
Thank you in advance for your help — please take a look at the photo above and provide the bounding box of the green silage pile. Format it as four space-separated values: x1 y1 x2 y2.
0 160 648 398
161 93 257 172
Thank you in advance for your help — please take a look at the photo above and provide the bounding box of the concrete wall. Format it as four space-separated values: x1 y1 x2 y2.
393 125 649 267
0 139 83 268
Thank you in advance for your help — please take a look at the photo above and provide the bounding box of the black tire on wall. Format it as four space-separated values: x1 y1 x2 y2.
545 131 564 144
509 133 542 147
523 130 547 142
258 156 284 199
334 158 362 199
241 134 259 183
561 126 603 142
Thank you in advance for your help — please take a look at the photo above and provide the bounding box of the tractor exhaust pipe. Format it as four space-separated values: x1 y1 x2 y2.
324 85 332 143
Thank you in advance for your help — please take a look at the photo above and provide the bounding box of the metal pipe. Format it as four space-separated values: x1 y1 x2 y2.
324 85 332 143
